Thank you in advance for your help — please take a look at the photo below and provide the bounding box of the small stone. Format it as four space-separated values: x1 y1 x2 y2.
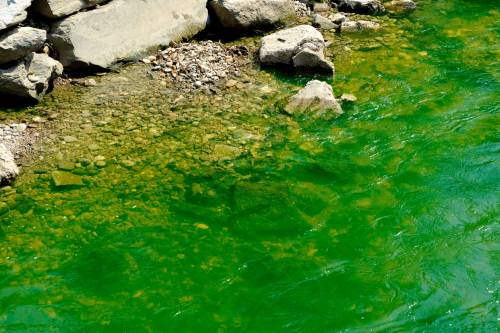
57 160 75 171
63 136 77 143
95 160 106 168
340 93 358 103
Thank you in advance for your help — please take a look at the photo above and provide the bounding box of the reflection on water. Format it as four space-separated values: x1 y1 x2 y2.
0 0 499 331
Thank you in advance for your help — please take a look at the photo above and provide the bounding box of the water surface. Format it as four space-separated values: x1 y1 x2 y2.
0 0 499 332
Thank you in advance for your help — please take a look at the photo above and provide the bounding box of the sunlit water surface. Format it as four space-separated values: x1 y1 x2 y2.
0 0 498 332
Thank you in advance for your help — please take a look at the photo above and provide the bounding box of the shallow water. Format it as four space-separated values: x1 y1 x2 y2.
1 0 499 332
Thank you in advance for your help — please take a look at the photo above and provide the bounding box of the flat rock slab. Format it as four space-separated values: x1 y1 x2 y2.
50 0 208 69
286 80 343 119
32 0 108 18
0 0 32 31
341 20 380 32
0 52 63 101
209 0 295 30
0 27 47 64
51 171 83 187
259 25 334 74
0 143 18 186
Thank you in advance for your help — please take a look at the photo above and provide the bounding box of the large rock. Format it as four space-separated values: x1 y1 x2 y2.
32 0 108 19
0 144 18 186
285 80 343 119
50 0 208 69
0 27 46 64
334 0 385 15
259 25 334 74
209 0 295 31
0 0 32 31
0 52 63 101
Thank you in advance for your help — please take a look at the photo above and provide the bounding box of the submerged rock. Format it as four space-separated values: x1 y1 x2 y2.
209 0 295 31
0 144 18 186
334 0 385 15
51 171 83 187
0 52 63 101
259 25 334 74
0 0 32 31
0 27 47 65
50 0 208 69
32 0 108 18
285 80 343 119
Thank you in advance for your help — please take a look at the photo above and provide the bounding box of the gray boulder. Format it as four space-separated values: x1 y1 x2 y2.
285 80 343 119
0 27 47 64
0 0 32 31
0 144 18 186
50 0 208 69
0 52 63 101
334 0 385 15
313 14 339 30
32 0 108 19
209 0 295 31
341 20 380 32
259 25 334 74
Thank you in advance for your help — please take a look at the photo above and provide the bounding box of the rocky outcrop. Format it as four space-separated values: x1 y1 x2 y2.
341 20 380 32
0 0 32 31
32 0 108 19
0 27 47 64
259 25 334 74
0 52 63 101
209 0 295 31
50 0 208 69
333 0 385 15
285 80 343 119
0 144 18 186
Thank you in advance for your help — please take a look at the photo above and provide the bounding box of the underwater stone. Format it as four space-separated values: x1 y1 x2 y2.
51 171 83 187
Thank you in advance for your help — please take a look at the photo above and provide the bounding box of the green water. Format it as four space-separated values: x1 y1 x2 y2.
1 0 499 332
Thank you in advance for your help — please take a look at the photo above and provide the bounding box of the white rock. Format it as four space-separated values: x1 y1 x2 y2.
0 143 18 186
0 0 32 31
0 52 63 101
31 0 108 18
286 80 343 118
341 20 380 32
259 25 333 74
210 0 295 30
0 27 47 64
313 14 339 30
384 0 416 13
50 0 208 69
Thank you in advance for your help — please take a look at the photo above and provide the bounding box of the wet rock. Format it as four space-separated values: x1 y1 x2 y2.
50 0 208 69
340 92 357 103
0 52 63 101
51 170 83 187
259 25 334 74
0 0 32 31
209 0 295 31
334 0 385 15
313 14 339 30
341 20 380 32
285 80 343 119
0 27 47 65
384 0 416 13
32 0 108 19
0 144 18 186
